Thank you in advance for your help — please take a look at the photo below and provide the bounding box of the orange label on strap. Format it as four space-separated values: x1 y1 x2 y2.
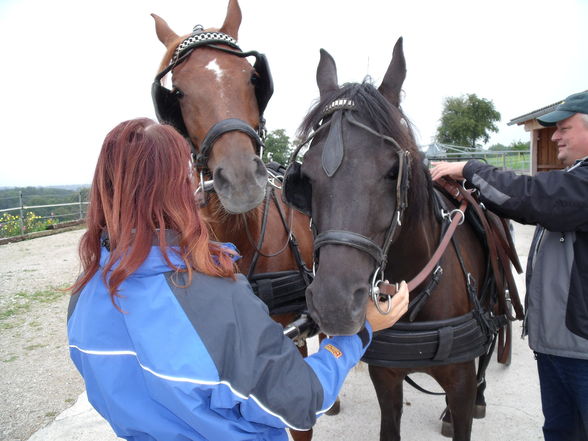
324 344 343 359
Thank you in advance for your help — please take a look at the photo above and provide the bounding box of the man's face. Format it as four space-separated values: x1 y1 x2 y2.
551 113 588 167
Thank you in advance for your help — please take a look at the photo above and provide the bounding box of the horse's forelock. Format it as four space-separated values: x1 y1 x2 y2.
157 33 192 73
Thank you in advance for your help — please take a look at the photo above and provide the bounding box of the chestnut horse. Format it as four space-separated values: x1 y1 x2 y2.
151 1 324 439
282 39 523 440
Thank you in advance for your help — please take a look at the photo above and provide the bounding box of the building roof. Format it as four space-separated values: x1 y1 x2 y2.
508 100 562 126
508 90 588 126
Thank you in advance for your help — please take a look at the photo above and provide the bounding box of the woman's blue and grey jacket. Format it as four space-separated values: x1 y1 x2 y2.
463 158 588 358
67 244 372 441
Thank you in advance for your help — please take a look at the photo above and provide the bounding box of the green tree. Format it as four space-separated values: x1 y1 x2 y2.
264 129 292 165
436 94 501 151
488 143 508 151
508 140 530 151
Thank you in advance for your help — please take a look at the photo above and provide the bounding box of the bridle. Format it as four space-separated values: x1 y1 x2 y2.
283 98 474 316
283 99 412 314
151 25 273 183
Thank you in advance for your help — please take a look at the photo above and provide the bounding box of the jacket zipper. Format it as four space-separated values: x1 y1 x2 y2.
522 227 545 338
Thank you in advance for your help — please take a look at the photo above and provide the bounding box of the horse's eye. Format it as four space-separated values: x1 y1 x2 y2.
387 168 399 180
172 87 184 98
250 74 259 86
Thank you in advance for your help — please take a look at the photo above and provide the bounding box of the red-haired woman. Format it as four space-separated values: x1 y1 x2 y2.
68 118 408 441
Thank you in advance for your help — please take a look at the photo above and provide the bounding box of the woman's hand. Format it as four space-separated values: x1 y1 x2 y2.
366 281 409 332
429 161 467 182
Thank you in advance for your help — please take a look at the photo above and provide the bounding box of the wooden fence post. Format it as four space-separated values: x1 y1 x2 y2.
19 191 25 236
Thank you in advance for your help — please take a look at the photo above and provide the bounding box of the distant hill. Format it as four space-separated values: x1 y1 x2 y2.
0 184 89 191
45 184 90 191
0 186 90 212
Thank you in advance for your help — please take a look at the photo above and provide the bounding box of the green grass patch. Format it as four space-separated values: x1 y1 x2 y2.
24 343 47 351
0 287 67 322
481 152 530 171
2 355 18 363
0 303 31 320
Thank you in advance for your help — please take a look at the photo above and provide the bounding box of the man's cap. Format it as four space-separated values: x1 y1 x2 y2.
537 91 588 127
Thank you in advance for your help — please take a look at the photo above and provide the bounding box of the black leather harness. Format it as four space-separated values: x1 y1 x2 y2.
362 187 511 372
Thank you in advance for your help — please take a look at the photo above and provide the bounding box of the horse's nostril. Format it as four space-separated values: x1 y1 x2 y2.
254 156 267 173
214 167 229 189
253 157 268 184
353 286 369 302
215 167 223 179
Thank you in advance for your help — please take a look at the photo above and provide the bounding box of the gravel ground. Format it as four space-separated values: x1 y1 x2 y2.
1 224 543 441
0 228 86 441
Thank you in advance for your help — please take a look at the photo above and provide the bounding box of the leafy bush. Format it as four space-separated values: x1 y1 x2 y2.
0 212 58 238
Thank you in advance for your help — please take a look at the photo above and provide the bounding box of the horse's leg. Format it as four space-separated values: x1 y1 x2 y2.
368 365 404 441
433 362 477 441
474 378 486 419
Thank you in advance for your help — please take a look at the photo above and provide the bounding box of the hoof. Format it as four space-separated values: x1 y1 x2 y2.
441 420 453 438
474 404 486 419
325 398 341 416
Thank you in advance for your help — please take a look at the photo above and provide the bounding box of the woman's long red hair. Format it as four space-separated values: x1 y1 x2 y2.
71 118 235 304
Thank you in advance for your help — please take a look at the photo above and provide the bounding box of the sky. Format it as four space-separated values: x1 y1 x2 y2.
0 0 586 187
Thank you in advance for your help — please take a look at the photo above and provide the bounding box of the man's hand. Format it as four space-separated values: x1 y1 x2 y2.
366 281 409 332
429 161 467 181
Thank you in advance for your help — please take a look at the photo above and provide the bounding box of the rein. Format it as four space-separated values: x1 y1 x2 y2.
376 183 467 298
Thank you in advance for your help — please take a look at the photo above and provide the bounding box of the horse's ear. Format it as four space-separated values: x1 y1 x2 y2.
220 0 242 40
378 37 406 108
151 14 180 48
316 49 339 98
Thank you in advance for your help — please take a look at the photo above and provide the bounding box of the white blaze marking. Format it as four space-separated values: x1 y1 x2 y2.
206 59 224 82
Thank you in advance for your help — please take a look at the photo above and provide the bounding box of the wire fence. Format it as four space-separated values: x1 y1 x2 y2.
424 148 531 174
0 191 88 238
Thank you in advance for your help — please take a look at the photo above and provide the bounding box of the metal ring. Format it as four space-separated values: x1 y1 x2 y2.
374 293 393 315
450 208 465 225
370 267 384 295
267 169 283 189
370 268 393 315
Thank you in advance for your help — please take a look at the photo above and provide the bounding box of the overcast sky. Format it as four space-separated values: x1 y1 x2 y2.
1 0 586 187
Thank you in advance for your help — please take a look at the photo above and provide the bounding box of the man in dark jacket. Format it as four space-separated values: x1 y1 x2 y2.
429 90 588 441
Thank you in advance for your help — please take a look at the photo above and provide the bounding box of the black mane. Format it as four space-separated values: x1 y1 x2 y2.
298 80 433 222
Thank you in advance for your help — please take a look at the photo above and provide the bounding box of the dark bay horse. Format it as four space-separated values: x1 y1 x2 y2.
151 1 323 439
282 38 523 440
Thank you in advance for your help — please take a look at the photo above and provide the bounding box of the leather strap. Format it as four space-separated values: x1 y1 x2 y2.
378 196 468 296
314 230 385 264
197 118 263 169
451 182 523 321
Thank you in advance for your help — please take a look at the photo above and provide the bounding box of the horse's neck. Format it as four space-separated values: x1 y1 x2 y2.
385 191 441 282
201 194 262 271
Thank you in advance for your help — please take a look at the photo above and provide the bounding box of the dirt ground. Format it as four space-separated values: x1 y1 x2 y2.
0 224 544 441
0 229 86 441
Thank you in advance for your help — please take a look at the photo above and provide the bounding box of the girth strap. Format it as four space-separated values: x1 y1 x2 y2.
362 311 495 368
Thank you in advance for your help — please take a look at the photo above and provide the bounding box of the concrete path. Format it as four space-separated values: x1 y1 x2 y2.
27 223 543 441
